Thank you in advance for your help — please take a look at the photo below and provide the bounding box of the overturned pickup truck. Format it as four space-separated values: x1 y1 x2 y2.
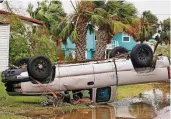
1 44 170 104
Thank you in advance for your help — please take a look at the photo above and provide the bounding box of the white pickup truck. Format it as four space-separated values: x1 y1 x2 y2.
1 44 170 104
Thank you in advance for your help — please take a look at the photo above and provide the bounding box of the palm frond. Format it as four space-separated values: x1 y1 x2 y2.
106 1 121 13
55 21 67 36
87 24 94 34
59 22 74 39
40 1 48 12
93 1 106 8
70 28 78 42
126 16 139 25
91 14 105 26
94 8 108 17
111 21 125 34
27 3 34 17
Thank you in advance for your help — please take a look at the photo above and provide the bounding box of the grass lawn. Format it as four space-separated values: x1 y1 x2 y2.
0 73 170 119
0 74 87 119
116 84 153 100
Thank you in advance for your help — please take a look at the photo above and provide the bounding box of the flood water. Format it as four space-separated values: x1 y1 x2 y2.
52 89 170 119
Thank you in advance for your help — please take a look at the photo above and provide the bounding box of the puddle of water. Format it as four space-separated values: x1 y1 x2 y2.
52 88 170 119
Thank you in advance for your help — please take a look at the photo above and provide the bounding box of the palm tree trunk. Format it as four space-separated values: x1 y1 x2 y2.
75 21 87 61
94 28 112 60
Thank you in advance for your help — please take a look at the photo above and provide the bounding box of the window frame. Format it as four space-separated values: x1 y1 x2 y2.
96 87 111 103
122 33 131 42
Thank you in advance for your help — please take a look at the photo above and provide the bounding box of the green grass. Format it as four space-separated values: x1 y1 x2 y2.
0 75 41 106
0 74 87 119
117 84 153 100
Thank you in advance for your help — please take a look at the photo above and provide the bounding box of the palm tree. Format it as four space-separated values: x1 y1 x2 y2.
56 1 139 60
138 11 159 43
56 1 103 60
27 0 66 34
93 1 139 59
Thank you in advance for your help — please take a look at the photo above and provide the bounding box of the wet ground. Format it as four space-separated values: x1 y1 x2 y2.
52 89 170 119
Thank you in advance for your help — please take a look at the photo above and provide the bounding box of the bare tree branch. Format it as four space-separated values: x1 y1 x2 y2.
4 0 13 13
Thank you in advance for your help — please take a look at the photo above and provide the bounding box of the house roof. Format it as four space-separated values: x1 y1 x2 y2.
0 10 45 25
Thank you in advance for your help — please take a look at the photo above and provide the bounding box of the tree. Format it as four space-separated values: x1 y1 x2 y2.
138 11 158 42
29 33 58 62
162 18 170 31
93 1 139 59
142 10 158 25
27 0 66 35
56 1 100 60
4 13 58 63
5 14 29 64
9 35 29 64
160 18 170 44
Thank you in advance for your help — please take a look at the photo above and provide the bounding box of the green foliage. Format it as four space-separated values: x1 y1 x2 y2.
8 14 25 34
162 18 170 31
138 11 158 42
94 8 108 17
58 22 74 41
87 24 94 34
156 44 170 58
160 18 170 42
106 1 137 20
93 1 106 9
143 10 158 24
2 12 59 64
9 36 29 64
6 14 29 64
29 34 58 62
91 14 104 26
111 21 125 34
70 28 78 42
139 25 151 42
27 0 66 35
55 1 140 60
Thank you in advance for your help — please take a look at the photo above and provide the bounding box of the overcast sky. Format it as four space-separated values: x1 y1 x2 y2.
0 0 170 22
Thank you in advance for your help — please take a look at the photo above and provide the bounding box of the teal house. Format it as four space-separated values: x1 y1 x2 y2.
61 30 136 59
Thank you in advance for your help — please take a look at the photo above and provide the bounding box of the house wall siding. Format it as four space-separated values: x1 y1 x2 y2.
86 30 95 50
113 32 136 51
61 31 136 59
0 24 10 72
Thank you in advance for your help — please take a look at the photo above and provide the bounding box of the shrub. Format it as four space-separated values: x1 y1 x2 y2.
29 34 58 62
9 35 29 64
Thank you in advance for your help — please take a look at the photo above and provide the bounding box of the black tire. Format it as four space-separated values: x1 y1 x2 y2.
14 57 29 66
27 55 52 81
131 44 153 67
109 46 129 58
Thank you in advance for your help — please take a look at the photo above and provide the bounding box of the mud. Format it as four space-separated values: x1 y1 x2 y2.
52 89 170 119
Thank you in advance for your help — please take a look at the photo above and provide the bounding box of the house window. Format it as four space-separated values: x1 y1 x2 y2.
122 33 130 42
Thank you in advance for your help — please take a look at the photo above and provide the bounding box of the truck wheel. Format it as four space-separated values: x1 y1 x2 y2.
14 57 29 66
27 55 52 81
131 44 153 67
109 46 128 58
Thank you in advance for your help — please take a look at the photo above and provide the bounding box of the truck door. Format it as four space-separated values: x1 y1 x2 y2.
93 61 116 87
59 63 95 91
